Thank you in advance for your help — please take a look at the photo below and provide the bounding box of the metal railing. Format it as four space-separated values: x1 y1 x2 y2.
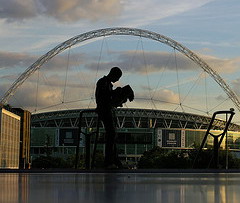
75 109 100 169
192 109 235 169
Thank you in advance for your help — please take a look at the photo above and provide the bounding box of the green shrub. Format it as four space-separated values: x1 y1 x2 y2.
32 156 69 168
138 147 240 169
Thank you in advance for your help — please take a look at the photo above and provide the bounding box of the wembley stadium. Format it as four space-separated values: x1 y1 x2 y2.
2 28 240 164
30 107 240 163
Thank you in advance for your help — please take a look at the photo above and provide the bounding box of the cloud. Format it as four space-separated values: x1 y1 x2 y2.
0 0 122 22
42 53 88 71
151 89 179 104
86 50 240 75
36 73 95 89
198 54 240 74
0 51 36 68
2 70 97 110
0 51 88 71
7 77 95 110
136 87 179 104
0 50 190 78
86 50 196 74
119 0 215 27
0 0 215 26
0 0 38 21
1 49 239 84
13 85 62 109
43 0 122 22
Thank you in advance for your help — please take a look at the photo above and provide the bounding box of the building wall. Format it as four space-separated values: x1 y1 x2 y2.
18 110 31 169
0 108 21 169
30 126 240 163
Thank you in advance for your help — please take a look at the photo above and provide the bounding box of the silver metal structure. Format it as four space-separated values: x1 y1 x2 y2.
31 108 240 131
1 27 240 111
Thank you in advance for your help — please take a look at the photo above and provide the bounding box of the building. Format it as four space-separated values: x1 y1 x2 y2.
13 108 31 169
0 108 21 169
30 108 240 164
0 106 31 169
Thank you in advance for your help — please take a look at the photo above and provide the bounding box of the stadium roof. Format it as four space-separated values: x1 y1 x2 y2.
31 108 240 131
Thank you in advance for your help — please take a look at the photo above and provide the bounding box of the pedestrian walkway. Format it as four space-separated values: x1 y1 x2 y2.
0 172 240 203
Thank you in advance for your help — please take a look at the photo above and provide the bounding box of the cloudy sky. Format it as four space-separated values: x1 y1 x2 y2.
1 0 240 123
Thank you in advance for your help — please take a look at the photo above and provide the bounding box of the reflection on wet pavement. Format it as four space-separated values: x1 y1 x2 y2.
0 173 240 203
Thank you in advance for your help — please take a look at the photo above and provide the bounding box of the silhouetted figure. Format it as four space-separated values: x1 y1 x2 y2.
95 67 134 169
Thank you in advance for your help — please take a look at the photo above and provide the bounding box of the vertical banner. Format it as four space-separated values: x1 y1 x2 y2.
181 130 185 148
55 129 59 147
164 129 180 147
157 128 162 147
79 133 85 147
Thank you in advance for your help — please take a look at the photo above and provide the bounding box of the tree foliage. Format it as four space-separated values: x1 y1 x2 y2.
138 147 240 169
31 151 105 169
32 156 69 169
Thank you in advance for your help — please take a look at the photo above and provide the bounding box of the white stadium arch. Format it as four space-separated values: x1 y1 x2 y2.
1 27 240 112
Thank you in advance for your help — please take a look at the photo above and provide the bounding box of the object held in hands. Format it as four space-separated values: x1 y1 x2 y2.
112 85 134 107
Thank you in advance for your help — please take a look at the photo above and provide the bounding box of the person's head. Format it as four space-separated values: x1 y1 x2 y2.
108 67 122 82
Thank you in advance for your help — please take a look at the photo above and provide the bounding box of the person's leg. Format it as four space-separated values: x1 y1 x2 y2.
113 143 123 168
110 110 122 168
102 114 116 167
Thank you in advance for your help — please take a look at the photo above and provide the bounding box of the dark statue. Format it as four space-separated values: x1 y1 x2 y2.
95 67 134 169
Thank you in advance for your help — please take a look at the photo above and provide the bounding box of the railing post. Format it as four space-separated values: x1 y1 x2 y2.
75 109 98 170
75 111 83 169
213 136 219 169
91 117 100 168
85 133 91 170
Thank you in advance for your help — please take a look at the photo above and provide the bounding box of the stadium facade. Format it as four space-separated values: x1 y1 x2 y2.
30 108 240 163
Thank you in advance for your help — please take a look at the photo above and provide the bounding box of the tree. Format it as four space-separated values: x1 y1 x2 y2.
138 147 190 169
137 146 240 169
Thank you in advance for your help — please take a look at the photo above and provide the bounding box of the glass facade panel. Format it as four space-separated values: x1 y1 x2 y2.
185 130 206 148
30 126 240 163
